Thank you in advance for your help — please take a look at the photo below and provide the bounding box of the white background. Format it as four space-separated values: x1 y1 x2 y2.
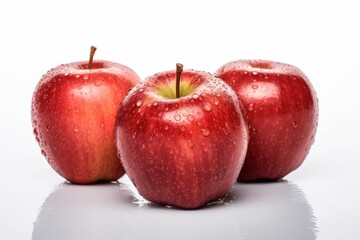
1 0 359 239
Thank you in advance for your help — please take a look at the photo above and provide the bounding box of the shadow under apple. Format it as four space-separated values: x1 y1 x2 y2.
32 180 317 240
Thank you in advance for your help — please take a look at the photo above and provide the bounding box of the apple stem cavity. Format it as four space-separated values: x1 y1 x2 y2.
88 46 97 69
176 63 184 98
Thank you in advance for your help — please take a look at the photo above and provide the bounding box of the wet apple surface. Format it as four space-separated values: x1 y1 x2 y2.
215 60 319 182
32 53 141 184
115 67 249 209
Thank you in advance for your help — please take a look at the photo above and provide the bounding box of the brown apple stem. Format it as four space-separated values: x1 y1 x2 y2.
88 46 97 69
176 63 183 98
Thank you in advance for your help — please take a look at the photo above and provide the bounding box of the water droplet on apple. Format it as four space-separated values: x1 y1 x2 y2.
252 71 258 75
192 93 199 99
83 75 89 80
164 125 169 131
33 128 39 136
251 84 258 89
136 100 143 107
187 140 194 148
174 114 181 121
202 102 212 112
169 148 174 155
73 126 79 133
42 94 48 100
248 103 254 111
138 88 144 93
201 128 210 137
95 81 102 86
152 101 159 107
75 74 80 78
45 126 50 132
149 159 154 165
41 150 47 156
35 136 40 143
187 114 194 122
180 126 186 131
292 121 298 128
214 100 219 106
64 73 69 76
213 175 218 181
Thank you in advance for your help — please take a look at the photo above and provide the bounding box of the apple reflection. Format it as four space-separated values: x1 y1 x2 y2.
32 180 316 240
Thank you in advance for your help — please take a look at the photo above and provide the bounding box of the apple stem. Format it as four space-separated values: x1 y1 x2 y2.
176 63 183 98
88 46 97 69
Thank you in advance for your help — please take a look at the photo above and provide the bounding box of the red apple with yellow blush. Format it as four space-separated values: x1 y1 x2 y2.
115 64 249 209
32 47 141 184
215 60 318 182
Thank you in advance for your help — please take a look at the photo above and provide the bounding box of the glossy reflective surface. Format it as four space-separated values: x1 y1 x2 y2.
32 179 316 240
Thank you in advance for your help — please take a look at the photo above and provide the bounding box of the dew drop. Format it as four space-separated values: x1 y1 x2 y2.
41 150 47 156
252 84 258 89
75 74 80 78
33 128 39 136
201 128 210 137
187 139 194 148
64 73 69 76
45 126 50 132
192 93 199 99
95 81 102 86
153 101 159 107
292 121 298 128
83 75 89 80
73 126 79 133
136 100 143 107
187 114 194 122
164 125 169 131
252 71 258 75
214 100 219 106
174 114 181 121
169 148 174 155
248 103 254 111
202 102 212 112
138 88 144 93
149 159 154 165
213 175 218 180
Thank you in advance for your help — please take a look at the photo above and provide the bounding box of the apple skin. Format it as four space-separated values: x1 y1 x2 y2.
115 69 249 209
214 60 318 182
32 60 141 184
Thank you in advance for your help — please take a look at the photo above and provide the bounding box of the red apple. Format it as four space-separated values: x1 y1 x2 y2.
115 64 249 209
215 60 318 182
31 46 141 184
